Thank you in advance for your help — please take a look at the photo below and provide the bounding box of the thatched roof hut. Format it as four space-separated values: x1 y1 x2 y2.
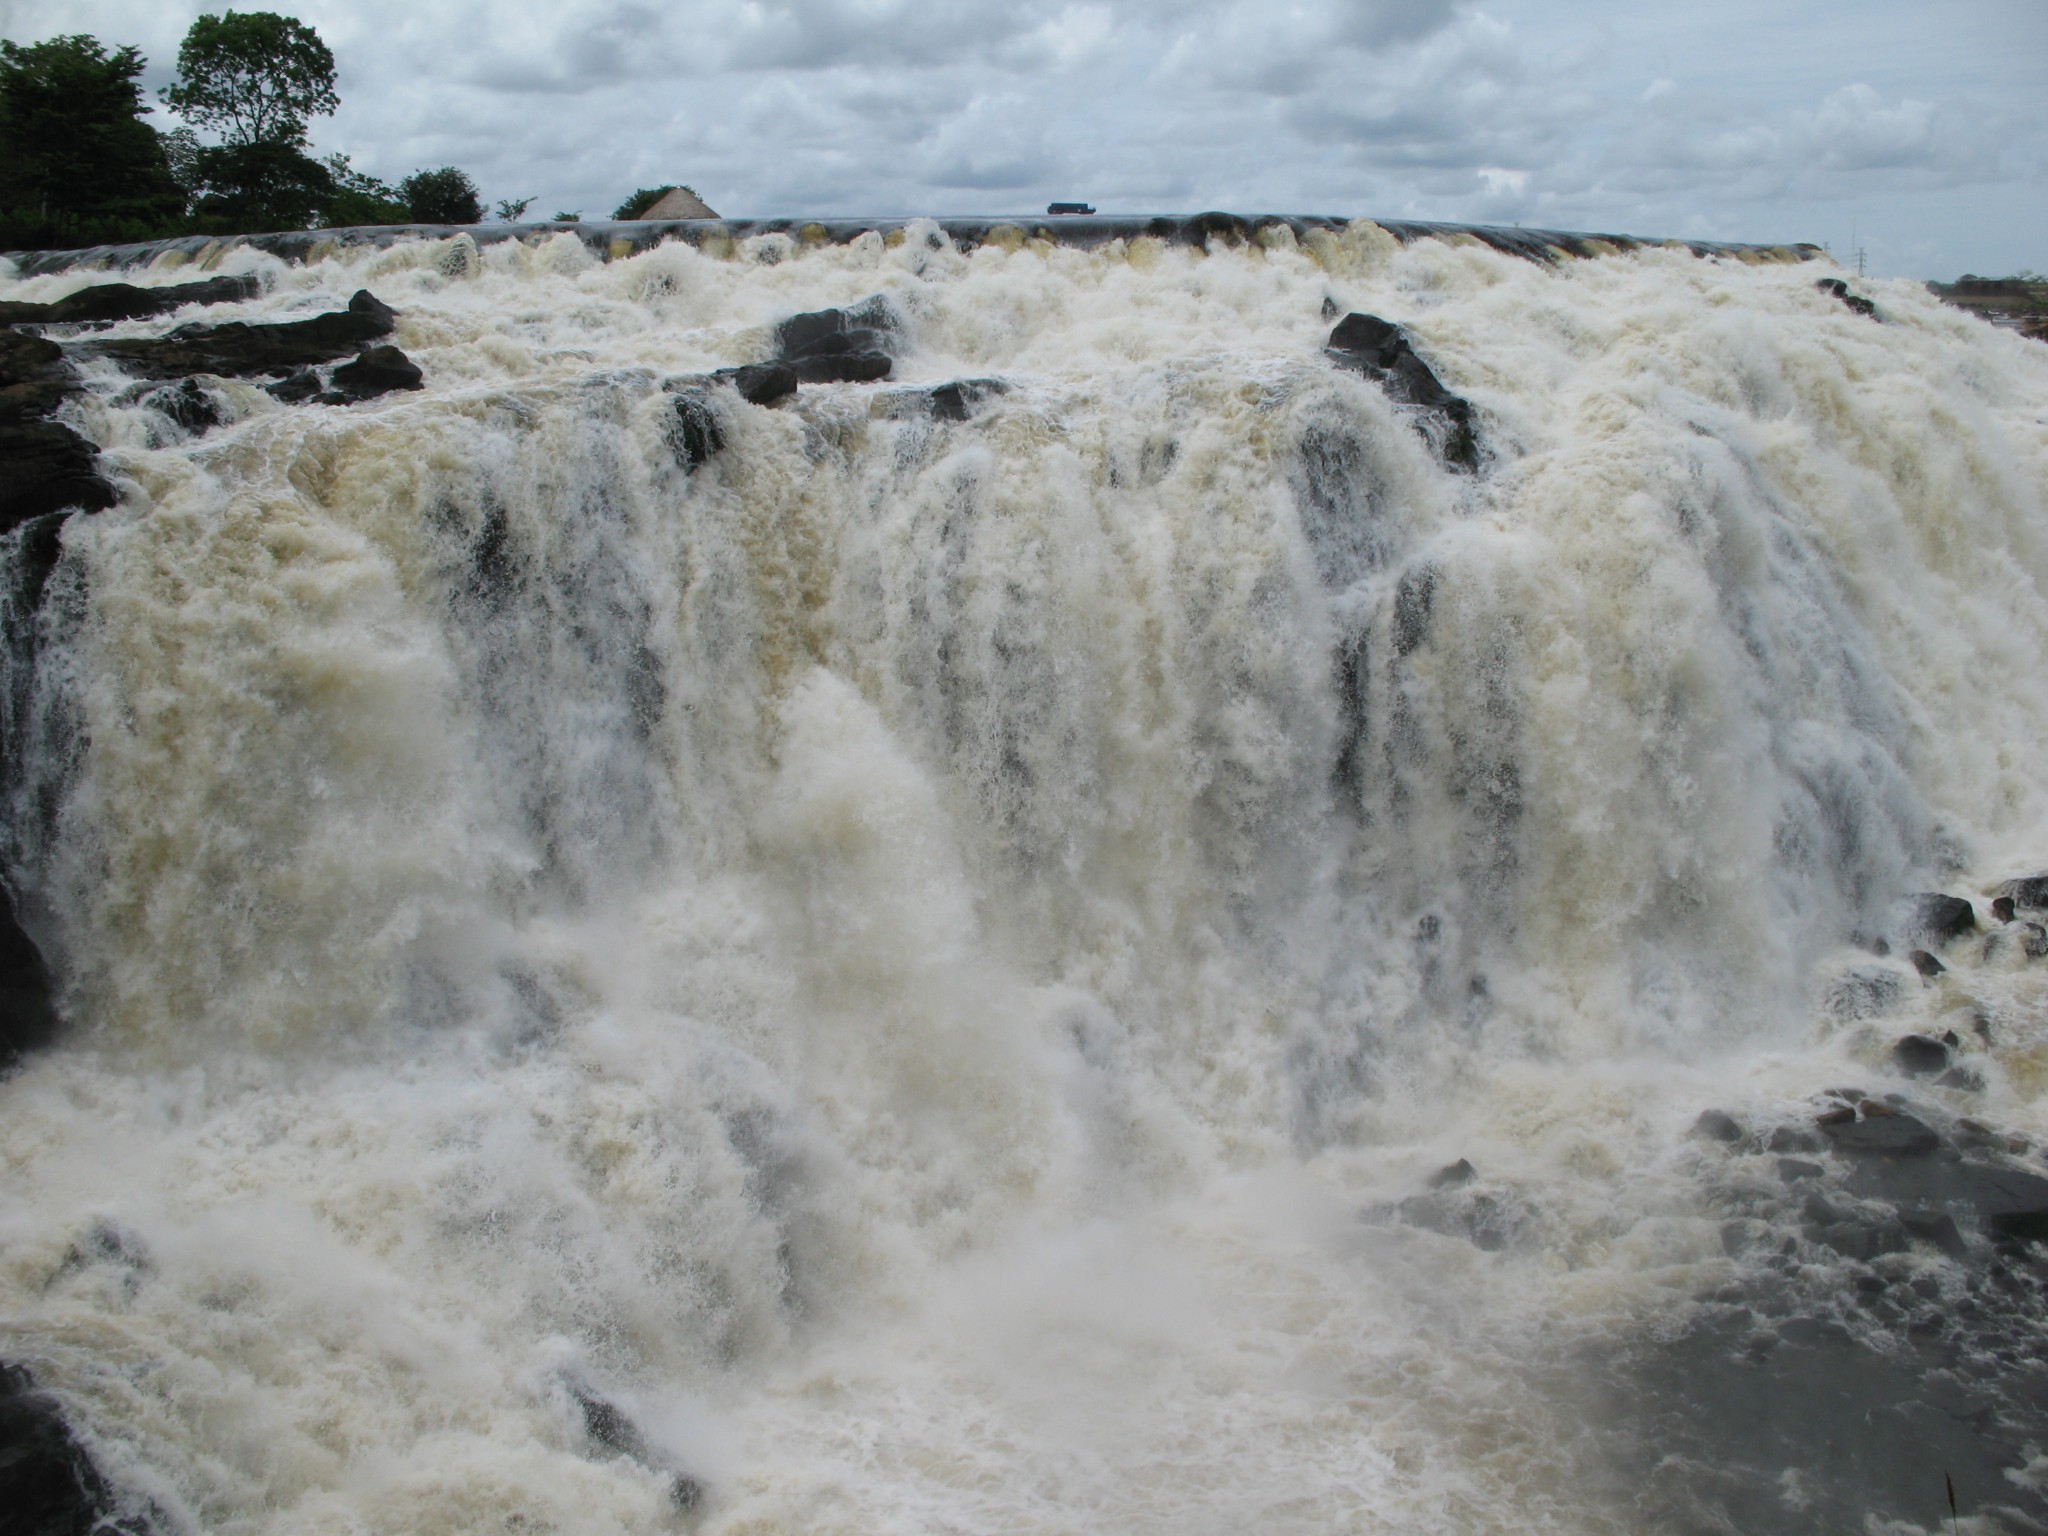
636 187 718 220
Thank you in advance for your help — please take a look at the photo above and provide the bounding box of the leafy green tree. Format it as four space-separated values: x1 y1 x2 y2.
188 138 333 232
493 196 534 222
321 153 407 225
161 11 337 148
0 35 185 248
398 166 481 224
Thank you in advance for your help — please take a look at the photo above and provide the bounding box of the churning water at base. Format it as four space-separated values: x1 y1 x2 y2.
4 221 2048 1535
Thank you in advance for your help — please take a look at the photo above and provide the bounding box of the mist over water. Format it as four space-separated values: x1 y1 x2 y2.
4 221 2048 1534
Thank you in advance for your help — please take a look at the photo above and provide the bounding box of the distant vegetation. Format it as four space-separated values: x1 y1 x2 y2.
0 12 538 250
1928 273 2048 342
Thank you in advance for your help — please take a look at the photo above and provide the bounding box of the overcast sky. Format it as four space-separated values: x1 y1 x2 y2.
3 0 2042 279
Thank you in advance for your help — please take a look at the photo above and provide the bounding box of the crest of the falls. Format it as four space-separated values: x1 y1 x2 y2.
2 221 2047 1535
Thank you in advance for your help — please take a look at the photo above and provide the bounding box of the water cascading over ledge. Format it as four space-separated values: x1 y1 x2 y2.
1 216 2046 1536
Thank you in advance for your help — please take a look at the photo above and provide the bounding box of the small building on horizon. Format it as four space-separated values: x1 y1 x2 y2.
635 187 719 220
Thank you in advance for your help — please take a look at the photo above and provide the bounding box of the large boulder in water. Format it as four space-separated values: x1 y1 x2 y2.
1323 313 1478 471
323 345 424 403
773 296 898 385
79 289 398 381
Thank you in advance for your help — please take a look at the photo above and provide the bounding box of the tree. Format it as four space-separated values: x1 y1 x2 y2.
493 196 534 222
187 139 332 231
398 166 481 224
321 154 408 226
161 11 337 148
0 35 185 247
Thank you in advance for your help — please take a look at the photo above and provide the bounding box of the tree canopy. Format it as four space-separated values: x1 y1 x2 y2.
161 11 337 147
400 166 482 224
0 35 184 247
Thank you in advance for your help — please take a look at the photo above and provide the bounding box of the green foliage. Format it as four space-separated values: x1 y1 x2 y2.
552 211 581 223
188 138 333 232
613 187 672 220
0 34 186 249
398 166 482 224
321 154 408 226
161 11 337 148
493 196 535 222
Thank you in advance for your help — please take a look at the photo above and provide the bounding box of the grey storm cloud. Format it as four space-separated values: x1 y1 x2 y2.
0 0 2043 276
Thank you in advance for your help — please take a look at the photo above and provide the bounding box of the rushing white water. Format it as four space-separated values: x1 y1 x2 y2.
4 221 2048 1535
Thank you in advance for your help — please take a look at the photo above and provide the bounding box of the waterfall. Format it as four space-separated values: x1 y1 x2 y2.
3 220 2046 1535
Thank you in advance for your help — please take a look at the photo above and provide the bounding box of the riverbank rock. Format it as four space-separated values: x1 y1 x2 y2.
0 273 261 328
1896 892 1977 947
1323 312 1479 471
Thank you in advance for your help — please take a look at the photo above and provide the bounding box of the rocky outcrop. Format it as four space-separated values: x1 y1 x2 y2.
80 289 397 381
773 296 898 385
1896 891 1977 947
1815 276 1877 318
0 273 260 328
1323 313 1478 471
0 1363 132 1535
0 331 117 533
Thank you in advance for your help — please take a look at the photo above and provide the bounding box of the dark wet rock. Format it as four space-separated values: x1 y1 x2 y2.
712 361 798 408
1999 873 2048 910
0 1362 132 1535
323 345 424 403
919 378 1008 422
1992 895 2016 923
265 368 322 404
1898 892 1977 946
1815 276 1878 318
1890 1034 1953 1078
0 421 117 532
1777 1158 1824 1182
0 881 59 1073
567 1381 702 1511
1765 1125 1822 1154
789 350 892 384
668 390 724 471
1692 1109 1745 1144
775 295 902 364
137 377 222 434
80 289 398 381
2021 922 2048 960
1899 1208 1968 1256
1908 948 1945 978
1390 1181 1529 1252
1323 312 1479 471
1429 1158 1477 1188
1819 1104 1940 1156
1822 965 1905 1022
0 272 261 328
0 331 116 533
